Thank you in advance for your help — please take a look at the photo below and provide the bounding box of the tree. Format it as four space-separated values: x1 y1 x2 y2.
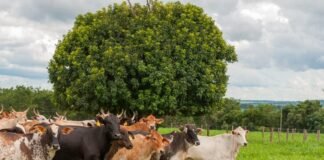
48 1 237 115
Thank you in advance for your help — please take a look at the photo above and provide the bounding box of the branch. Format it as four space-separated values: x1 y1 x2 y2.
127 0 136 16
146 0 151 11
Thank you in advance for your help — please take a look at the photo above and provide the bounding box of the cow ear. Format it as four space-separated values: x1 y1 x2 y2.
61 127 74 135
141 118 148 122
232 130 238 135
96 116 105 124
179 126 188 133
162 136 172 145
196 128 203 135
128 131 135 139
31 126 47 134
155 118 164 124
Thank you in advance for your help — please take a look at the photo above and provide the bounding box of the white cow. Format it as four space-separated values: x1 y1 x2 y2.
186 126 248 160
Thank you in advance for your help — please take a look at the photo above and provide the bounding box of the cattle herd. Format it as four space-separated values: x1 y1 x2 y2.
0 106 248 160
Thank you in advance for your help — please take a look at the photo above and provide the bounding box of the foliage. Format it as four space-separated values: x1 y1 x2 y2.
0 86 55 116
48 1 237 115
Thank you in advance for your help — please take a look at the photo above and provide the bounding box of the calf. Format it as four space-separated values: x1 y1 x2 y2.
186 126 248 160
0 123 60 160
111 130 172 160
53 114 122 160
158 124 201 160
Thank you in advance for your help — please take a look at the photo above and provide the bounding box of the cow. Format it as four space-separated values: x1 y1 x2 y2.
11 108 29 123
0 123 60 160
111 130 173 160
53 119 97 127
120 110 137 126
185 126 248 160
53 113 122 160
105 128 135 160
122 114 164 132
155 124 201 160
32 109 50 123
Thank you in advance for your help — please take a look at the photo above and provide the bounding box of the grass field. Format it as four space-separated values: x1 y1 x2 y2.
158 128 324 160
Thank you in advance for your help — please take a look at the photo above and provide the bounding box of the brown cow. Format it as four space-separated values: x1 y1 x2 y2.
111 130 172 160
122 114 164 132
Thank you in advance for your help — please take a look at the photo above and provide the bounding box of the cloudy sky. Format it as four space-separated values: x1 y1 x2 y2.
1 0 323 101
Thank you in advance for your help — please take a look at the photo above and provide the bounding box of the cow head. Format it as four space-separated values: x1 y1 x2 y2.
145 130 172 154
30 123 60 151
120 110 137 126
179 124 200 146
11 108 29 123
140 114 164 130
96 113 122 140
116 128 135 149
33 109 50 123
232 126 248 146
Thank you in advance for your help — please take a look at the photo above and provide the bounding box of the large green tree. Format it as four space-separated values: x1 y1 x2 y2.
48 1 237 115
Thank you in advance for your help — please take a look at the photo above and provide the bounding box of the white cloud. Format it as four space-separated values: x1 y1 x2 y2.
0 0 323 101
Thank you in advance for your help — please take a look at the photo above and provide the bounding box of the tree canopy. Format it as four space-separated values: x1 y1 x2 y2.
48 1 237 115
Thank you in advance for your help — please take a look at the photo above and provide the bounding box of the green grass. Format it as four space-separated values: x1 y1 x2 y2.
158 128 324 160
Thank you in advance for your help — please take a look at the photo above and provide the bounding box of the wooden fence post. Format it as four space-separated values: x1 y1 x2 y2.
303 129 307 142
317 130 320 142
270 128 274 143
206 123 210 136
262 127 265 143
286 128 289 142
278 128 281 142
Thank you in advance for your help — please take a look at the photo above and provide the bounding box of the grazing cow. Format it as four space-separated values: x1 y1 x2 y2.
111 130 172 160
0 123 60 160
186 127 248 160
53 114 122 160
156 124 201 160
105 128 135 160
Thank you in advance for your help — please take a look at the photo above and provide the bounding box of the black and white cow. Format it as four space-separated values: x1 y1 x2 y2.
151 124 201 160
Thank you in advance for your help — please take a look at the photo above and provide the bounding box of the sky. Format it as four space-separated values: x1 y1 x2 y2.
0 0 323 101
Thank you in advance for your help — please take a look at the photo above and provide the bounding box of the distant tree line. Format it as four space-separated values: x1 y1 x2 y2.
0 86 323 131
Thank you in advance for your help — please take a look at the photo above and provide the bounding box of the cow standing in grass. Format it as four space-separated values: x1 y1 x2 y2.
186 127 248 160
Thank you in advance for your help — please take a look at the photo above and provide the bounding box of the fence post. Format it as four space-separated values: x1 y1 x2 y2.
278 128 281 142
317 130 320 142
262 127 265 143
206 123 210 136
270 128 274 143
286 128 289 142
303 129 307 142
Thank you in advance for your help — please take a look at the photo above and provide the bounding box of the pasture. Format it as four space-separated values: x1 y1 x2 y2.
158 128 324 160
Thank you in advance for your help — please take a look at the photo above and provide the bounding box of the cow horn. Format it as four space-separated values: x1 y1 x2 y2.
100 108 105 114
117 109 123 118
33 108 39 116
11 106 16 112
123 110 127 117
24 107 29 113
0 105 3 114
131 111 136 121
56 112 60 116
